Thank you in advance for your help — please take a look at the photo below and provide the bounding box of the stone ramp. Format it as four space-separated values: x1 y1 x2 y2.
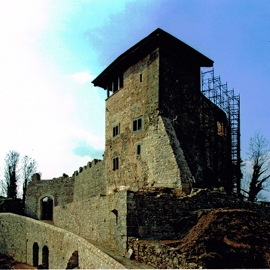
42 220 150 268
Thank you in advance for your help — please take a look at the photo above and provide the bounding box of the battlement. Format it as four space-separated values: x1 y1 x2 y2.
73 159 105 202
31 173 41 182
73 159 103 177
31 172 71 183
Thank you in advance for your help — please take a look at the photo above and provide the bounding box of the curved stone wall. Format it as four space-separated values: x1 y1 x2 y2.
0 213 125 269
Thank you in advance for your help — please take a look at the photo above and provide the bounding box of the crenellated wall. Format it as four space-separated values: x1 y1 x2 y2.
25 159 105 220
24 161 128 255
0 213 125 269
73 159 105 201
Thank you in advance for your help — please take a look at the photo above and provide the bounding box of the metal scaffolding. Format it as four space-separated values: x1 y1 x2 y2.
201 69 240 194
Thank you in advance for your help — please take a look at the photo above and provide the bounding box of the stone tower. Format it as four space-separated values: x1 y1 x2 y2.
92 28 231 195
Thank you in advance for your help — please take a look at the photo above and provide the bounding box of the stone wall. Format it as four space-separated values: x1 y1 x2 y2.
127 237 192 269
104 46 232 195
139 115 185 190
0 213 125 269
25 159 105 219
54 190 127 254
125 189 270 268
73 159 105 201
25 174 75 219
160 50 231 190
105 49 190 194
0 197 23 215
105 49 160 193
127 188 270 240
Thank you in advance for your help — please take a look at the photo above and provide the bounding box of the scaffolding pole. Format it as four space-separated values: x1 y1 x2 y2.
201 68 240 194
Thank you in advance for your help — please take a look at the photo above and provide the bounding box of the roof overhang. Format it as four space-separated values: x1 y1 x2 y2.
92 28 213 89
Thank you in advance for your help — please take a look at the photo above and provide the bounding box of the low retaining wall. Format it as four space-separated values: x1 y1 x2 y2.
0 213 125 269
127 237 192 269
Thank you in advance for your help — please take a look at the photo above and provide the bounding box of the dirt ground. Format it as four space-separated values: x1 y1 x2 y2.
162 209 270 268
0 254 36 269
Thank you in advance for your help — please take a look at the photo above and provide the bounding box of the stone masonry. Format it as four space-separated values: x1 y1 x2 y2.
25 173 74 219
0 213 125 269
104 49 190 194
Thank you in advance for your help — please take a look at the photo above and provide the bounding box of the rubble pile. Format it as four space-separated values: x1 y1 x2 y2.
174 209 270 268
128 209 270 268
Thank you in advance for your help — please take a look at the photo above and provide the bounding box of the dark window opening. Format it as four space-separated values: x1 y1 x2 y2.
136 144 141 155
119 74 124 88
138 118 142 130
132 117 143 132
140 73 142 82
113 157 119 170
33 243 39 267
217 121 226 136
112 79 118 93
112 74 123 93
111 209 118 225
42 245 49 269
41 196 53 220
113 124 120 137
133 121 136 131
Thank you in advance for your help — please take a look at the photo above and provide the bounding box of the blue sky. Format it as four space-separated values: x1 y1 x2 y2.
0 0 269 179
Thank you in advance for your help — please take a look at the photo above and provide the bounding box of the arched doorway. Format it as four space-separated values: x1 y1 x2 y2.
33 242 39 266
41 196 53 220
42 245 49 269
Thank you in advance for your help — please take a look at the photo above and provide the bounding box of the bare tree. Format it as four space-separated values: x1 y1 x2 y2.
0 174 5 196
21 155 37 209
244 132 270 202
4 150 20 199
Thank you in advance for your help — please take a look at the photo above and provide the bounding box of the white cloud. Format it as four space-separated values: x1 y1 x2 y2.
0 1 100 179
70 71 94 84
0 1 121 180
71 128 104 150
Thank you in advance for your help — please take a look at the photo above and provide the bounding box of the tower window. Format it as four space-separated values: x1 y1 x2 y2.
111 209 118 225
217 121 225 136
113 124 120 137
119 74 124 88
132 117 143 132
112 74 124 93
112 79 118 93
140 73 142 82
136 144 141 155
113 157 119 170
